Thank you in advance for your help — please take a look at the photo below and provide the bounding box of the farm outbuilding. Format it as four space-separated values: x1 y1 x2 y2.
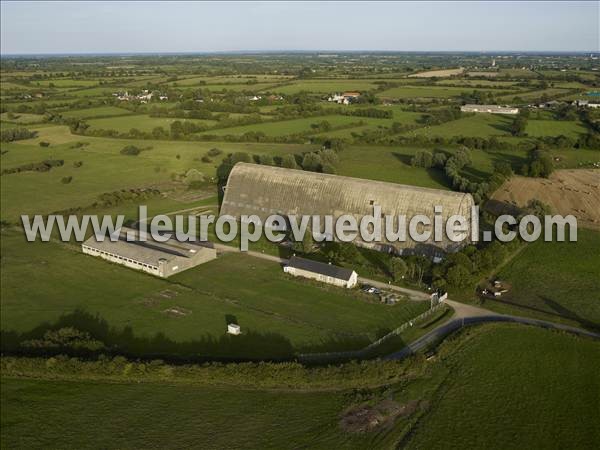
221 163 475 257
82 227 216 278
227 324 241 335
460 104 519 114
284 256 358 288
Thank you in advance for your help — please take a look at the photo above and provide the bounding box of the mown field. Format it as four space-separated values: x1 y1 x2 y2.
3 122 597 223
87 114 218 132
525 118 587 138
488 228 600 329
409 113 514 138
270 79 381 95
404 325 600 449
378 85 516 99
2 324 598 449
0 126 313 220
0 112 46 124
59 106 134 119
0 230 429 358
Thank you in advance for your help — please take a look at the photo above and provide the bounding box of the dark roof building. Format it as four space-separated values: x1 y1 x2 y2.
284 256 358 288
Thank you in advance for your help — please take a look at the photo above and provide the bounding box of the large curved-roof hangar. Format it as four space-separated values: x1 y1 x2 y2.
220 163 474 257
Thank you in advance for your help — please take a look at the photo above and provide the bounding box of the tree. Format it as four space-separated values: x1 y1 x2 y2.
281 154 298 169
524 199 552 219
389 257 407 280
291 230 314 254
259 154 274 166
492 161 513 178
301 152 322 172
445 264 471 288
510 115 528 137
319 149 339 167
432 152 447 168
411 150 433 168
321 163 336 174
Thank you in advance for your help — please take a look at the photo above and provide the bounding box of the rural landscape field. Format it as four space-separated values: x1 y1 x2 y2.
1 1 599 449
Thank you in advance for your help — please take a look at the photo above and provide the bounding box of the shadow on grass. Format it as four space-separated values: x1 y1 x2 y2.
482 296 600 332
0 309 386 364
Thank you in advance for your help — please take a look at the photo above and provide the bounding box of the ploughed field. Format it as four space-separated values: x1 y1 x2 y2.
491 169 600 230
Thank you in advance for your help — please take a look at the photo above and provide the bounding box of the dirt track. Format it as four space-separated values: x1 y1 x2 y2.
490 169 600 229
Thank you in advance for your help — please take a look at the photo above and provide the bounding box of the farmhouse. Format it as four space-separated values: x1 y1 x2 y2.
82 227 216 278
284 256 358 288
221 163 475 257
328 91 361 105
460 104 519 114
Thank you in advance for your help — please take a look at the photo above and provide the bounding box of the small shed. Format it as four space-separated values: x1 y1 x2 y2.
227 324 241 335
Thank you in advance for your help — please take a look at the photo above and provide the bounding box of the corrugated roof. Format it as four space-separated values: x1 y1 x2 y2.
82 227 207 266
221 163 474 253
287 256 355 281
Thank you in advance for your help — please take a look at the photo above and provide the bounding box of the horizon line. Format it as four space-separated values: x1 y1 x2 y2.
2 50 599 58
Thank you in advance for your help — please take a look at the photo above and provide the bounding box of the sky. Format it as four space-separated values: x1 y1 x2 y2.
1 1 598 54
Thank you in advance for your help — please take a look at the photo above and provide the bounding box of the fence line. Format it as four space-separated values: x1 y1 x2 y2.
297 302 448 363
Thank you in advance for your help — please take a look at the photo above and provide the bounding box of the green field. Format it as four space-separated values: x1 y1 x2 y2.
0 379 358 449
33 79 101 88
378 85 513 99
498 87 572 102
408 113 514 138
168 74 293 86
2 324 598 449
0 126 315 220
489 228 600 329
0 230 429 358
59 106 134 119
405 325 600 449
203 115 379 137
87 114 218 132
0 112 46 124
271 79 381 95
525 119 587 138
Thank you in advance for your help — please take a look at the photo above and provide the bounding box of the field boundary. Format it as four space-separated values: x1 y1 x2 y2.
297 303 448 363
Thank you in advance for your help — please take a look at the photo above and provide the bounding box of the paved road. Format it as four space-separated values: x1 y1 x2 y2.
385 299 600 360
211 242 600 359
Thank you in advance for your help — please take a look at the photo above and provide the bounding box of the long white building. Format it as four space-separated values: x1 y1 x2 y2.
460 104 519 114
82 227 216 278
284 256 358 288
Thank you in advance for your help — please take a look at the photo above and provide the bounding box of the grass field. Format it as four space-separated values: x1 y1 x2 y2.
59 106 134 119
405 325 600 449
202 115 376 137
64 86 126 97
32 79 101 88
525 119 587 138
337 145 450 189
408 113 514 138
0 125 314 220
271 79 381 95
2 324 598 449
498 87 571 102
487 228 600 329
435 79 520 87
87 114 218 132
0 378 366 449
378 85 513 99
0 230 429 358
0 112 46 124
168 74 293 86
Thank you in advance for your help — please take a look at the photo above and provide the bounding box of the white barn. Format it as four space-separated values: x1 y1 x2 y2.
461 104 519 114
82 227 216 278
284 256 358 288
